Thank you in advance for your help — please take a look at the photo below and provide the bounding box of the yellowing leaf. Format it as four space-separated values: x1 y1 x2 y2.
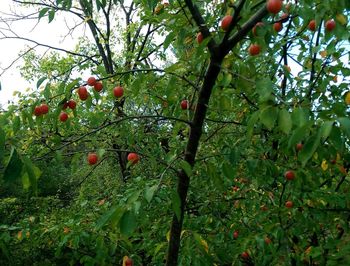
336 14 347 25
320 50 327 58
17 231 23 240
26 231 30 238
345 92 350 105
166 230 170 242
321 160 328 171
200 239 209 253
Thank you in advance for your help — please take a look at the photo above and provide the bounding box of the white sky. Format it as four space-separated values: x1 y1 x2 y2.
0 0 82 107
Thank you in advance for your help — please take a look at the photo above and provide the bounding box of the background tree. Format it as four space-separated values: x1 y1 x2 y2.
0 0 350 265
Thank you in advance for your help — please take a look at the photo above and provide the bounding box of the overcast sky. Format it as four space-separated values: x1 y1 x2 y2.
0 0 82 107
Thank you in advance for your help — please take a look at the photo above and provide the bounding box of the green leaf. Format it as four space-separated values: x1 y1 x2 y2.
247 111 259 139
288 124 310 149
38 8 49 20
145 185 158 203
292 107 309 127
320 121 333 140
278 109 292 134
48 10 55 23
23 157 41 194
0 127 5 162
96 206 125 229
126 190 141 206
4 148 23 182
259 106 278 130
36 77 46 89
12 116 20 132
180 160 192 176
172 191 181 221
119 210 137 236
298 129 322 166
338 117 350 139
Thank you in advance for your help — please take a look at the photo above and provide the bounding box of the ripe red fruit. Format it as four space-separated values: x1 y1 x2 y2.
285 170 295 180
285 200 293 208
221 15 233 31
62 102 69 110
34 106 42 116
180 100 188 110
87 76 96 86
113 86 124 98
127 153 140 165
125 258 133 266
308 20 316 31
59 112 68 122
233 230 239 239
68 99 77 109
40 104 49 115
330 159 337 165
196 32 204 44
264 237 272 244
296 143 303 151
325 19 336 32
87 153 98 165
241 251 250 260
266 0 283 14
252 22 264 36
248 44 261 56
94 81 103 92
280 13 289 21
273 22 283 32
78 86 89 101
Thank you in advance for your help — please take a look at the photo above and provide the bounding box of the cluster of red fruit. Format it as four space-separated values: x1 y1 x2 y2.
33 103 49 116
308 19 336 32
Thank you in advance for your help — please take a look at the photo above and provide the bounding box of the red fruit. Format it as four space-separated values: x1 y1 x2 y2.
330 159 336 165
113 86 124 98
325 19 336 32
264 237 272 244
87 153 98 165
266 0 283 14
285 170 295 181
285 200 293 208
233 230 239 239
273 22 283 32
68 99 77 109
87 76 96 86
78 86 89 101
40 104 49 115
59 112 68 122
248 44 261 56
127 153 140 165
196 32 204 44
62 102 69 110
241 251 250 260
125 258 133 266
280 13 289 21
34 106 42 116
94 81 103 92
296 143 303 151
308 20 316 31
221 15 233 31
252 22 264 36
180 100 188 110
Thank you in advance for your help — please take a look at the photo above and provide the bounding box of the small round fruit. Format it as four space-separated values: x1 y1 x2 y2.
330 159 337 165
196 32 204 44
266 0 283 14
308 20 316 31
34 106 42 116
221 15 233 31
296 143 303 151
180 100 188 110
273 22 283 32
248 44 261 56
68 99 77 109
241 251 249 260
87 76 96 86
285 170 295 181
94 82 103 92
125 258 133 266
252 22 264 36
344 91 350 105
88 153 98 165
264 237 272 244
233 230 239 239
325 19 336 32
280 13 289 21
40 104 49 115
113 86 124 98
127 153 140 165
62 102 69 110
285 200 293 208
78 86 89 101
59 112 68 122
